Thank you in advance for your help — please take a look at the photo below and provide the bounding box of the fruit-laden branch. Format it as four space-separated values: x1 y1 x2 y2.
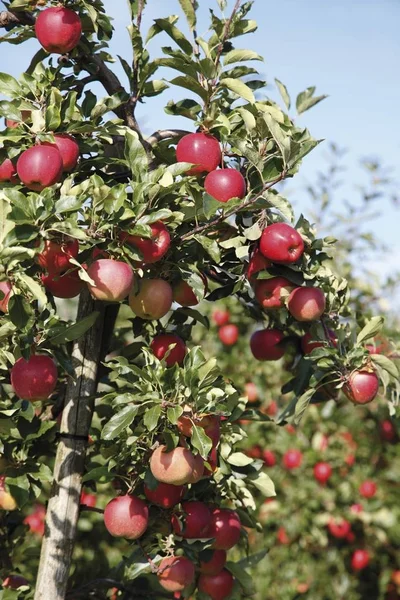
0 10 34 27
180 171 286 241
34 290 106 600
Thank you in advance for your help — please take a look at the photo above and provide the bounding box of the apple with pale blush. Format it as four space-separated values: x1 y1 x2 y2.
104 495 148 539
288 286 326 321
87 259 133 302
157 556 195 592
150 445 204 485
212 308 230 326
218 324 238 346
129 279 173 319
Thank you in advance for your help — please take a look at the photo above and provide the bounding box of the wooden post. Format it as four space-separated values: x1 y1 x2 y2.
34 289 105 600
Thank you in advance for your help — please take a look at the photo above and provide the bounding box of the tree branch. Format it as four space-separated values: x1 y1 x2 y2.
0 10 35 27
147 128 191 147
214 0 241 66
180 171 286 241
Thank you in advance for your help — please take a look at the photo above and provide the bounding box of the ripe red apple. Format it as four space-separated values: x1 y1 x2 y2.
351 549 370 571
246 445 262 459
277 526 290 544
212 308 230 327
254 276 295 310
198 569 234 600
150 445 204 486
150 334 187 367
218 324 239 346
24 503 46 536
44 134 79 171
343 369 379 405
176 132 221 175
288 287 326 321
359 480 377 499
0 476 17 510
35 7 82 54
177 410 219 441
350 503 363 515
87 259 133 302
380 420 396 442
80 491 97 508
263 450 276 467
259 223 304 264
172 276 207 306
244 382 258 402
0 158 18 183
37 237 79 274
11 355 58 401
129 279 173 319
104 495 148 539
120 221 170 264
144 482 185 509
172 501 211 539
2 575 29 589
208 508 241 550
250 328 285 361
301 329 337 354
345 453 355 467
17 145 64 191
204 168 246 203
199 549 227 576
327 518 351 539
42 270 84 299
0 280 12 313
157 556 195 592
283 449 302 470
246 248 271 281
313 462 332 484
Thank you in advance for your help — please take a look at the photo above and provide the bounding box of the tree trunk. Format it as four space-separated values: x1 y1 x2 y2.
34 289 106 600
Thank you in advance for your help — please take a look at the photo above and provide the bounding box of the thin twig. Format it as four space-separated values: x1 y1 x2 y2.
79 505 104 514
214 0 241 66
147 128 191 147
180 171 286 241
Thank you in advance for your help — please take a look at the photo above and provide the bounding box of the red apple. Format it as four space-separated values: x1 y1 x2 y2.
343 369 379 405
313 462 332 484
198 569 234 600
11 355 58 401
359 480 377 499
150 334 187 367
120 221 170 264
246 445 262 459
44 134 79 171
199 549 227 576
203 446 218 477
301 329 336 354
144 482 185 509
345 453 355 467
328 518 351 539
171 501 211 539
208 508 241 550
283 449 302 470
150 445 204 486
157 556 195 592
0 280 12 313
246 248 271 281
17 146 64 191
129 279 173 319
262 450 276 467
259 223 304 264
204 168 246 203
0 158 18 183
212 309 230 326
87 259 133 302
35 7 82 54
380 420 396 442
24 504 46 536
350 503 363 515
254 277 295 310
244 382 258 402
176 132 221 175
42 269 84 298
277 526 290 544
104 495 148 539
5 110 31 128
37 237 79 274
288 287 326 322
80 491 97 508
218 324 239 346
351 549 370 571
2 575 29 589
250 328 285 361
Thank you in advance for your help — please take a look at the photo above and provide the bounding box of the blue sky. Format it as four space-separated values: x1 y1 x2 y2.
3 0 400 276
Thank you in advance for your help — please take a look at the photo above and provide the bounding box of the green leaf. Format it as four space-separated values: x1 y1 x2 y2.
220 78 255 104
194 235 221 262
227 452 254 467
170 75 208 102
223 49 262 66
191 424 212 459
263 113 291 166
101 405 138 441
294 388 316 424
226 562 254 595
14 273 47 307
124 129 148 177
275 78 291 110
82 466 115 484
370 354 399 379
142 80 169 97
48 312 100 345
248 471 276 497
178 0 197 28
0 73 22 98
8 295 32 330
143 405 162 432
296 86 328 114
356 317 384 345
152 18 193 54
45 87 62 130
167 405 184 425
203 192 223 220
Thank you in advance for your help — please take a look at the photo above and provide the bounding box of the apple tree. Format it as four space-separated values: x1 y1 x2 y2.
0 1 398 599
